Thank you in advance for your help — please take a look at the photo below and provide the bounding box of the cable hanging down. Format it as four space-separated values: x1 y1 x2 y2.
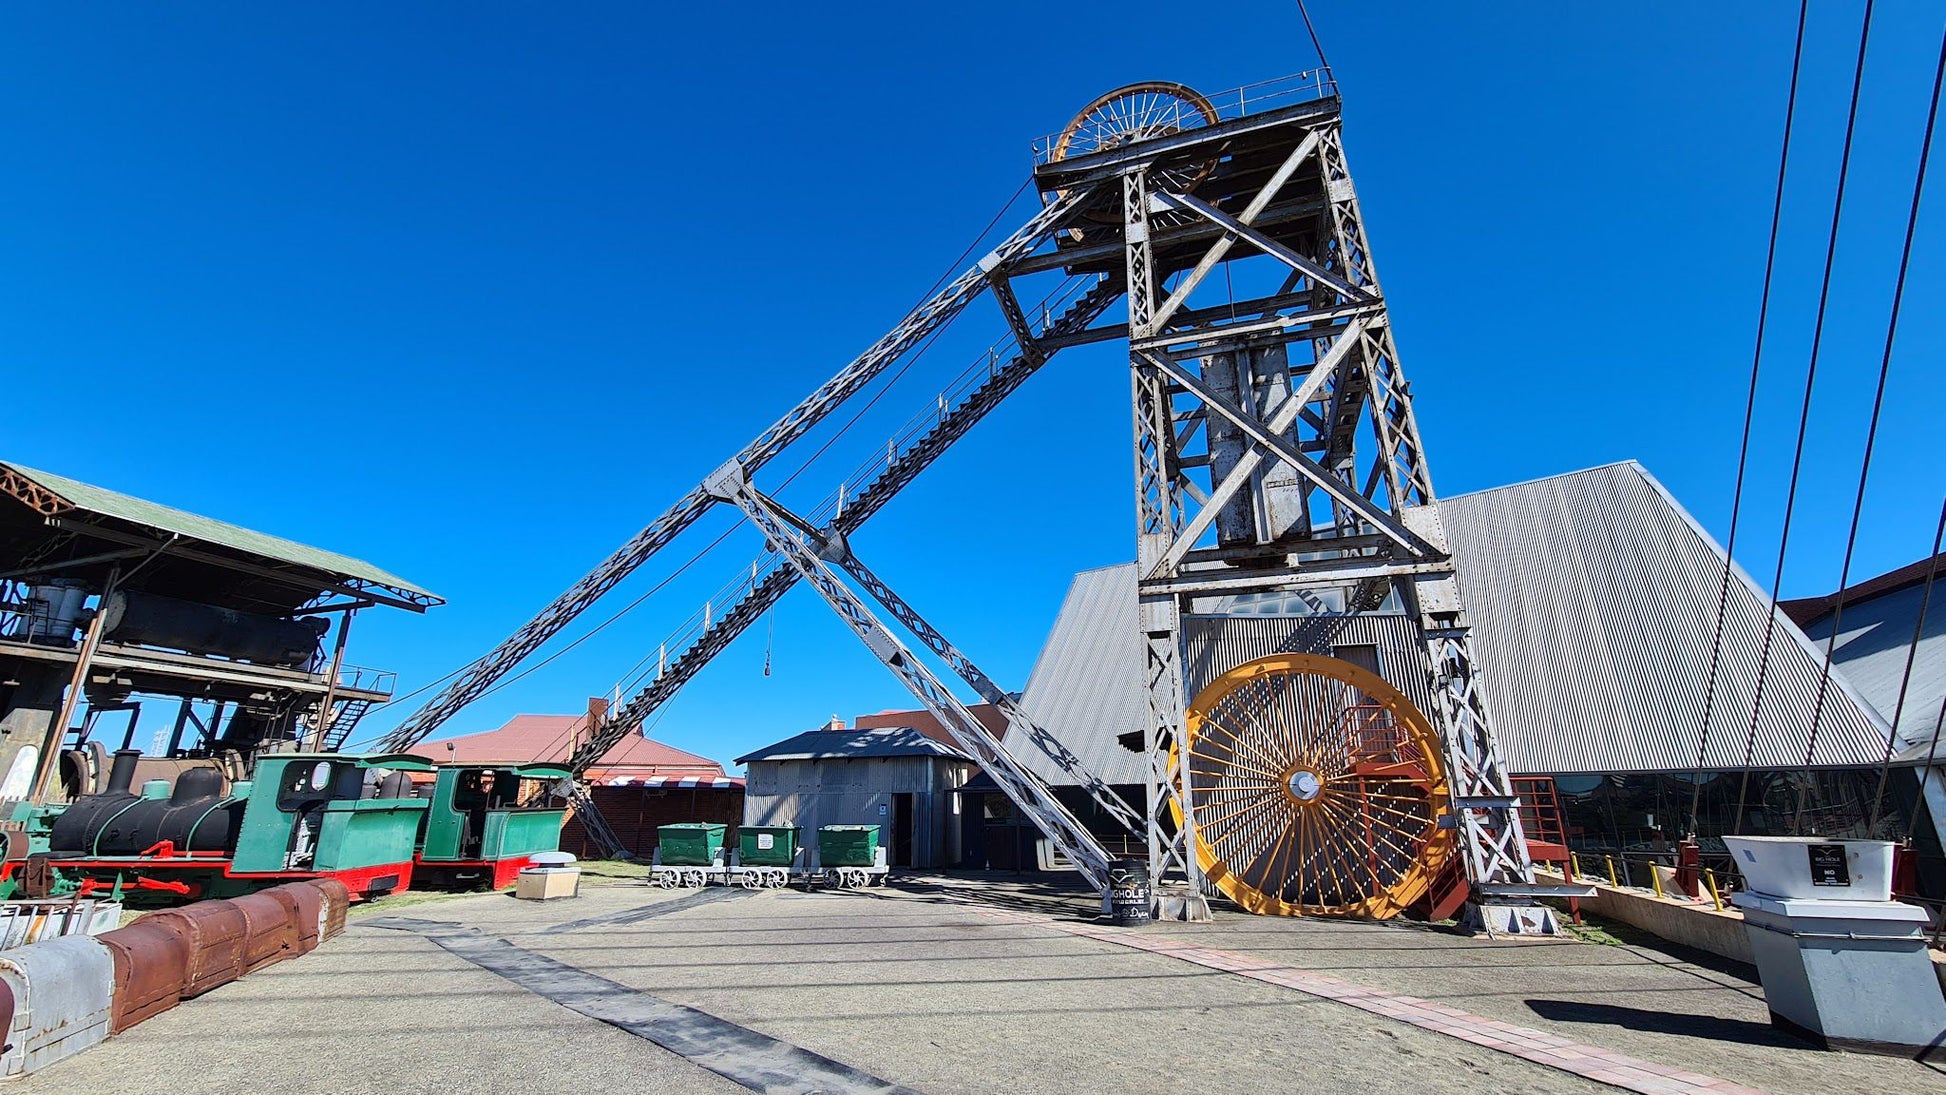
1820 29 1946 831
1686 0 1812 832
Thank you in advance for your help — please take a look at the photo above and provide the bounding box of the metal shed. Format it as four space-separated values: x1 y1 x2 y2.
735 726 973 869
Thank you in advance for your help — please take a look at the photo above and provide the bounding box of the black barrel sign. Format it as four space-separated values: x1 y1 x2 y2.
1108 858 1152 926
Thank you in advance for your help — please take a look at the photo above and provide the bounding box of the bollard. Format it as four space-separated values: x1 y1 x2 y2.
1703 868 1725 912
1649 861 1665 899
1605 856 1619 889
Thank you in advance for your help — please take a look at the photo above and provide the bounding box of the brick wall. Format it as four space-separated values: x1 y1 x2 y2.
560 785 746 860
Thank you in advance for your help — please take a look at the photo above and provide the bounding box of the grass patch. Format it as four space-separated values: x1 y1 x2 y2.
348 887 484 916
577 860 657 881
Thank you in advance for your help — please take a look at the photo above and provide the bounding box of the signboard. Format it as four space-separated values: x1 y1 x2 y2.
1807 843 1850 887
757 834 774 851
878 803 888 816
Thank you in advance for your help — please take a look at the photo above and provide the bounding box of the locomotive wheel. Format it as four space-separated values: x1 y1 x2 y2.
1173 653 1456 919
1050 81 1221 227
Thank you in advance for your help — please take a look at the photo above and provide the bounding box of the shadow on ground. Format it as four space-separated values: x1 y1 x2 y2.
1524 997 1813 1050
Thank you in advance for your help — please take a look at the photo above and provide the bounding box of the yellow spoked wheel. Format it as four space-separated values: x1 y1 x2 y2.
1049 81 1220 228
1173 654 1456 919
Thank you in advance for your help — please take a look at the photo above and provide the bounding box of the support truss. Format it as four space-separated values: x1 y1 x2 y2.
377 190 1095 753
1023 91 1570 928
702 462 1116 890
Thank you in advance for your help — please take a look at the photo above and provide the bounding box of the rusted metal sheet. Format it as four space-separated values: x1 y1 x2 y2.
0 935 113 1077
230 892 299 975
97 920 191 1034
264 883 323 954
306 878 351 942
145 901 246 998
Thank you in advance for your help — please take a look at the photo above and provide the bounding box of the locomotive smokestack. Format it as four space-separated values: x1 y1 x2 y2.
106 749 142 795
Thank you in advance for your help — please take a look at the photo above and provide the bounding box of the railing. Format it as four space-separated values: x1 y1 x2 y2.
333 664 397 697
594 272 1098 708
1030 69 1340 166
1566 851 1732 912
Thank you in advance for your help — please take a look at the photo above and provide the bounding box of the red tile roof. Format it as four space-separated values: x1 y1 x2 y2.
416 714 728 782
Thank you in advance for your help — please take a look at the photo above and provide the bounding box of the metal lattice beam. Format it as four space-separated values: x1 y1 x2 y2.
377 189 1096 753
703 464 1115 890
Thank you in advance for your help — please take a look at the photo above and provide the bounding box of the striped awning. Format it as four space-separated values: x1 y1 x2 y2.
602 776 744 789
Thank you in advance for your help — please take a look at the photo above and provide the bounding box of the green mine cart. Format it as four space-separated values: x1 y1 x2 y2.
729 825 799 888
817 825 887 888
738 825 799 867
658 823 727 866
817 825 879 867
649 822 727 888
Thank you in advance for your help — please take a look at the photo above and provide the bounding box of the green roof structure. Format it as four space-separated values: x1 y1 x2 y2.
0 460 440 612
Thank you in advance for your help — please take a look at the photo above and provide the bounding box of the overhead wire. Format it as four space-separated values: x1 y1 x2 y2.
1876 501 1946 834
1294 0 1333 78
1686 0 1812 833
352 181 1038 753
1732 0 1877 835
1814 28 1945 829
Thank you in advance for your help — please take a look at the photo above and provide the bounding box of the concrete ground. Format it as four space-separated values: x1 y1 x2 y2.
22 871 1946 1094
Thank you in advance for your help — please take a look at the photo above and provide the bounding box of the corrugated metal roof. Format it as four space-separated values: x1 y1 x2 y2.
1795 576 1944 763
1012 564 1149 785
1 460 437 602
1443 462 1892 772
735 726 972 765
1010 462 1899 782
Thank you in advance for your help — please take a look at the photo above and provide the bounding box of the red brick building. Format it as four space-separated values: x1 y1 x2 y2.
419 712 742 860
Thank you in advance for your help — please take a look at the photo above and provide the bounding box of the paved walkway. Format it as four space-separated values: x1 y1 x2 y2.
971 905 1758 1094
17 874 1945 1094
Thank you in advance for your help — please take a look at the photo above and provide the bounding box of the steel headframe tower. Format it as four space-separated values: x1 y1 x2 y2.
1031 77 1566 932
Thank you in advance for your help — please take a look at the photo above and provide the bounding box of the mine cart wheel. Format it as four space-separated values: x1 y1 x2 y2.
1050 81 1221 226
1171 653 1457 919
681 868 706 888
653 871 678 889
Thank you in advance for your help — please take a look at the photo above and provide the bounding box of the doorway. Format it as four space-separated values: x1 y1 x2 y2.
891 792 914 867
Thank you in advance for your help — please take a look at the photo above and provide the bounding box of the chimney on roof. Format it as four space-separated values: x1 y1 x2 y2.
584 697 610 750
827 714 845 732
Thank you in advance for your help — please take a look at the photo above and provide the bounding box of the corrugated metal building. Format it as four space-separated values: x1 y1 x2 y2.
1784 552 1945 765
736 725 973 869
1009 463 1935 860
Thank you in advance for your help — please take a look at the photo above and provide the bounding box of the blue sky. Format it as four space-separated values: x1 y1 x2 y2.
3 3 1940 769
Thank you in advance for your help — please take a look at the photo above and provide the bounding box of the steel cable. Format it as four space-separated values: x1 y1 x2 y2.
1878 501 1946 835
1812 29 1945 828
1686 0 1812 832
1732 0 1877 835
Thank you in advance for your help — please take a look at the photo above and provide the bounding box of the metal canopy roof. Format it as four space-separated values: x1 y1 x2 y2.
1 460 439 613
1010 462 1900 782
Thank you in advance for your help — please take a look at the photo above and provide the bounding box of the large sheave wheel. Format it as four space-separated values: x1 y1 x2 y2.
1174 654 1457 918
1049 82 1220 227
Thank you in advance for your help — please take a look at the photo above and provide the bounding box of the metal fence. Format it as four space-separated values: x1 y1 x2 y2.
1029 69 1340 166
